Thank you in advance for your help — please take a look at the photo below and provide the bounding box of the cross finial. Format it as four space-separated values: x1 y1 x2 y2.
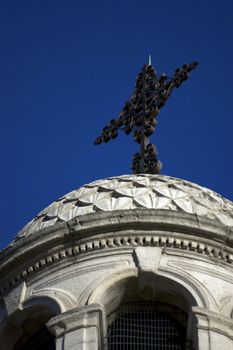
94 60 198 174
148 54 152 65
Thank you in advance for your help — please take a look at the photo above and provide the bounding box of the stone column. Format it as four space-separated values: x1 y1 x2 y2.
47 303 107 350
193 307 233 350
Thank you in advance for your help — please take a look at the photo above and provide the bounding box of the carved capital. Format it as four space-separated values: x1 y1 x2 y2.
193 306 233 349
47 303 107 340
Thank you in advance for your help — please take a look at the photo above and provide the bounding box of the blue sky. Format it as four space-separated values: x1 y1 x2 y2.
0 0 233 250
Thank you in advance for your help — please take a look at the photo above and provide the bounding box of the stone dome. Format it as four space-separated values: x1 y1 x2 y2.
16 174 233 240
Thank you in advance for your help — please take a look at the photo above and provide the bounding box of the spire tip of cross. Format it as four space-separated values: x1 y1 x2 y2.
148 54 152 65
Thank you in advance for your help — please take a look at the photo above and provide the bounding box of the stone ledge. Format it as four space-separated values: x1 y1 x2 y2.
0 231 232 298
193 306 233 340
47 303 106 338
0 210 232 298
1 209 231 262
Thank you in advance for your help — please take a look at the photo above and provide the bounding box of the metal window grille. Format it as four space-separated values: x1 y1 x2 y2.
107 301 188 350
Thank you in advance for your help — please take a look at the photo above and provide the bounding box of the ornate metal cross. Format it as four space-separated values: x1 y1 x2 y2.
94 60 198 174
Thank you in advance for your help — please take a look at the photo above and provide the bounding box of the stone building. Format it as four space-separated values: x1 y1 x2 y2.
0 174 233 349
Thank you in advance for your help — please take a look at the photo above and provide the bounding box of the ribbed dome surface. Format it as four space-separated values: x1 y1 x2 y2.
17 175 233 239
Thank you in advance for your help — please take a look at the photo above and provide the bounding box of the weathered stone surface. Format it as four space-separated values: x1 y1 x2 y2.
47 304 107 350
134 246 162 272
3 282 26 316
1 174 233 349
14 174 233 240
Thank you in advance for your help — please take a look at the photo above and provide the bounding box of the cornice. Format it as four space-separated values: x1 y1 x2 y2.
0 209 232 298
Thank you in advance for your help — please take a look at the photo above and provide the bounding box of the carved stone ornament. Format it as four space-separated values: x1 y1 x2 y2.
15 174 233 240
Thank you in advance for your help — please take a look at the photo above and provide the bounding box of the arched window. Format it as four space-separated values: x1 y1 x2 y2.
12 303 56 350
107 301 190 350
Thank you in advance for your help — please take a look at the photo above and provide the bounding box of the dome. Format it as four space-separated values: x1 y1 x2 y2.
2 174 233 350
16 174 233 240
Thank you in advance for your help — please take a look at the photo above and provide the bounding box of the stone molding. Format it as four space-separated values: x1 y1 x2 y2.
1 233 232 298
86 266 208 314
47 303 107 343
2 209 233 260
0 210 232 298
193 306 233 340
22 288 77 315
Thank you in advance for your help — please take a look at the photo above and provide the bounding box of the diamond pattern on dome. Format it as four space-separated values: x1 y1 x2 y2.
16 174 233 239
133 193 155 208
173 198 193 213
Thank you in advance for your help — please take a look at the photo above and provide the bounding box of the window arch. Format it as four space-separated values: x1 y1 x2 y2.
107 301 191 350
12 303 56 350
